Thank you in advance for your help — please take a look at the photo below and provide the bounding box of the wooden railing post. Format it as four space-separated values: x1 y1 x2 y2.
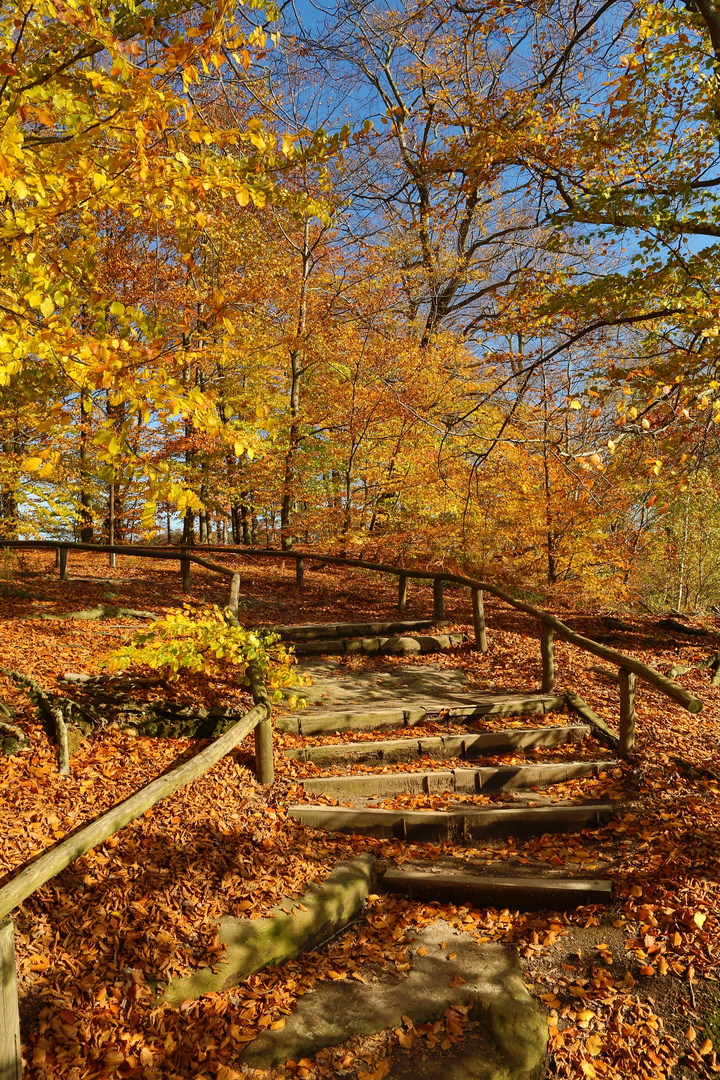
227 573 241 617
296 557 304 590
619 668 636 757
58 547 68 581
247 661 274 786
541 624 555 692
398 574 407 610
0 918 22 1080
433 577 444 621
254 717 274 785
472 588 487 653
108 482 116 569
181 555 190 594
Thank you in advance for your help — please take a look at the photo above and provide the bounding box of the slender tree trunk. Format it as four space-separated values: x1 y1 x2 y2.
78 392 94 542
182 511 195 545
281 218 311 551
677 494 691 610
0 438 18 539
240 498 252 545
108 483 116 568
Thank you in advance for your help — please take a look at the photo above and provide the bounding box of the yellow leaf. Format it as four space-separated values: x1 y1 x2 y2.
39 296 54 317
569 400 582 410
693 912 707 929
236 186 250 207
22 457 43 472
586 1034 602 1056
581 1061 596 1078
269 1018 285 1030
700 1038 713 1056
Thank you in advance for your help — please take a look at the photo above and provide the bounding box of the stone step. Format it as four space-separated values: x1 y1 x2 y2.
288 801 614 842
293 633 465 658
275 619 447 642
383 865 613 910
276 693 566 735
284 724 593 763
300 760 616 798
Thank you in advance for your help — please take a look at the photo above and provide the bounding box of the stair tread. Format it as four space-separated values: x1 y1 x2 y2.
290 800 613 819
277 694 568 735
385 866 611 889
382 865 613 908
283 725 594 760
300 761 616 796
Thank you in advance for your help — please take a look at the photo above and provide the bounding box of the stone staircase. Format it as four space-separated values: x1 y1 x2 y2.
275 622 618 911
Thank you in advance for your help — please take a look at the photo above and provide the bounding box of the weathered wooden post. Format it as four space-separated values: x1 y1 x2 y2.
619 668 636 757
398 574 407 610
472 588 487 653
0 918 22 1080
433 577 444 621
227 573 241 617
541 624 555 693
247 660 274 785
181 555 191 594
296 557 304 590
109 482 116 569
58 547 68 582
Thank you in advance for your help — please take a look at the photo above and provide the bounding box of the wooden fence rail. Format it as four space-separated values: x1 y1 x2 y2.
1 540 703 736
0 670 271 1078
0 538 706 1074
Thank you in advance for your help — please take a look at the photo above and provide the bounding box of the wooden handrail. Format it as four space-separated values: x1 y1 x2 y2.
1 539 703 713
0 701 269 921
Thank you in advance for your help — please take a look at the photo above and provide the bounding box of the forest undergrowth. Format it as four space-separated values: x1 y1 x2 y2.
2 551 720 1080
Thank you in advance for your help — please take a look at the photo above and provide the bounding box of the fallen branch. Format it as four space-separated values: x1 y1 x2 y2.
187 554 236 579
602 617 635 632
2 669 87 771
51 705 70 775
564 691 620 750
657 618 708 637
699 651 720 685
588 665 620 684
42 604 157 622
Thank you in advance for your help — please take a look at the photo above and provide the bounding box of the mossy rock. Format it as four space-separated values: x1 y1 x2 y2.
1 735 29 756
133 712 239 739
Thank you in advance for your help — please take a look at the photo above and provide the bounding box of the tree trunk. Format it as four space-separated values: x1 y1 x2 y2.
281 218 311 551
182 511 195 546
78 392 94 542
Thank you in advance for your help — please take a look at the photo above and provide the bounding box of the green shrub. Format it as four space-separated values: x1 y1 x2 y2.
105 605 305 705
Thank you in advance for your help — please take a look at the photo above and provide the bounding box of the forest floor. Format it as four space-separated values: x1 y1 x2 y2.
2 548 720 1080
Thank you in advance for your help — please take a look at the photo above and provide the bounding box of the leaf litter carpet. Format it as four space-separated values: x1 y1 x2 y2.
1 552 720 1078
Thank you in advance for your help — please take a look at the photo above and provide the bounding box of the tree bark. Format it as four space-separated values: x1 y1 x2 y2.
78 392 94 542
0 918 21 1080
281 218 312 551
